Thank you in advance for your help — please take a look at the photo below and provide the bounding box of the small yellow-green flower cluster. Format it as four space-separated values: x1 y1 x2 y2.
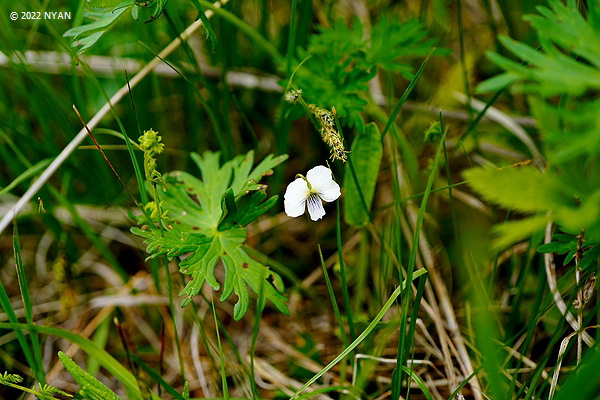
309 104 348 163
144 200 169 220
139 128 165 185
424 121 442 143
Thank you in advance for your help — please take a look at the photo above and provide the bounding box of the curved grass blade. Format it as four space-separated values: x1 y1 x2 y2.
290 268 428 399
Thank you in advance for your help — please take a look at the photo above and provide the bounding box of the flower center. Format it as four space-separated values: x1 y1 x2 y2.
307 191 321 208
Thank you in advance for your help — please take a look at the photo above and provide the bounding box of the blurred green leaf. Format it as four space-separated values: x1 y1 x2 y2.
478 1 600 97
537 241 573 254
0 158 52 198
293 16 442 130
86 0 133 8
527 0 600 68
463 166 576 213
344 122 382 227
493 215 549 250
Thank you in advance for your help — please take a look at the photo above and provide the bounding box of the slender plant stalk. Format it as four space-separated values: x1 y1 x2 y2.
196 0 282 62
575 231 585 365
286 0 298 76
397 118 449 393
317 243 349 382
457 0 473 126
211 296 230 399
12 221 45 385
137 41 227 156
250 276 266 399
440 112 458 240
336 202 356 345
381 54 431 141
164 254 186 382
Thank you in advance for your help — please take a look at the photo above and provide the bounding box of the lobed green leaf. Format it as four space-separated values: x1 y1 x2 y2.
132 150 289 320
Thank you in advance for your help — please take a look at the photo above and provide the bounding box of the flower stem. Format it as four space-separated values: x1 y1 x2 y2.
337 201 356 345
317 243 349 382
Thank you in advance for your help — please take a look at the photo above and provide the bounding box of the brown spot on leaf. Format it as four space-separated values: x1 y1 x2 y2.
242 262 249 269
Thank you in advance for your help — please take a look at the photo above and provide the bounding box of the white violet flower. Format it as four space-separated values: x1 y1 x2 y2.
284 165 341 221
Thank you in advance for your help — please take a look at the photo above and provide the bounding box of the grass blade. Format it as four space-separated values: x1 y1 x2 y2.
397 117 449 389
12 220 45 385
290 268 428 398
211 296 229 399
381 53 431 141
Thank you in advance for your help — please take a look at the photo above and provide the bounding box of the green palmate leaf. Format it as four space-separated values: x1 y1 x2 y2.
58 352 118 400
132 150 289 320
344 122 383 226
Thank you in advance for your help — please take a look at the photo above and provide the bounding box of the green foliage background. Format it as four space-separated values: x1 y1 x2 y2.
1 0 600 398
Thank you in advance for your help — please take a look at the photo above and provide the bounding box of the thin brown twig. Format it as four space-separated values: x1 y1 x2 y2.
575 230 585 365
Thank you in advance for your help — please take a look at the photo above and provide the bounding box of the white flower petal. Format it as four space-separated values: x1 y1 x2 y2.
306 194 326 221
306 165 334 192
318 180 341 202
284 178 309 217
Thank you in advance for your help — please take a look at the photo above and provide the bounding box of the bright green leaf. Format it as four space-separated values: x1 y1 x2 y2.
132 150 289 320
58 351 119 400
